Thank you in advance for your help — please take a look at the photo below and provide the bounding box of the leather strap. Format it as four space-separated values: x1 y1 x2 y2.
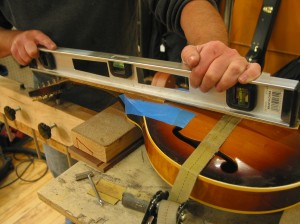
246 0 281 68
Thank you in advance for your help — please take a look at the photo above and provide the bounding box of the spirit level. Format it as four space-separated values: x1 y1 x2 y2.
29 47 300 128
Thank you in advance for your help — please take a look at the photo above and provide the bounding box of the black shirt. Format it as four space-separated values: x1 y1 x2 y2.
0 0 195 57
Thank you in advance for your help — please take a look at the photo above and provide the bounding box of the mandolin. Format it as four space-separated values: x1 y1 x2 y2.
127 103 300 214
126 0 300 214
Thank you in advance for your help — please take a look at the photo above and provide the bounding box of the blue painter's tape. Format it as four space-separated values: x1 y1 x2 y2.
119 94 195 128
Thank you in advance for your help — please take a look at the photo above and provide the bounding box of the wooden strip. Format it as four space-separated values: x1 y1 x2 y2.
69 137 143 172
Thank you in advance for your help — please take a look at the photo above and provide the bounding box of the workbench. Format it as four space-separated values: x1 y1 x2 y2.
37 145 300 224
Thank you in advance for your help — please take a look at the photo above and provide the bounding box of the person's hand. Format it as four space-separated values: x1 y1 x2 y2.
181 41 261 92
10 30 57 65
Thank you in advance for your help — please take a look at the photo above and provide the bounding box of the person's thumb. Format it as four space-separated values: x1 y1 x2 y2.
35 34 57 50
181 45 201 68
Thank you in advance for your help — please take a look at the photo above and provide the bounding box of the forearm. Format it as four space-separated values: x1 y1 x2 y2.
0 27 21 57
181 0 228 46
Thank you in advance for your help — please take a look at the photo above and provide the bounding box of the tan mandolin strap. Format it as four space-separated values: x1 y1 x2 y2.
157 115 240 223
169 114 241 203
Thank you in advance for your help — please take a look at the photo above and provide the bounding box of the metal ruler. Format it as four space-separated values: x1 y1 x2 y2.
29 47 300 128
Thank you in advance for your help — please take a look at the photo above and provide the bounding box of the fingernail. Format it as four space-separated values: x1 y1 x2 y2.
51 43 57 49
47 42 56 49
239 75 248 83
187 56 195 65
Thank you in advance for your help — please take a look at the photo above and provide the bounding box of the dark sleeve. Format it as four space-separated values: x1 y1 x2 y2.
146 0 190 36
145 0 218 36
0 11 12 29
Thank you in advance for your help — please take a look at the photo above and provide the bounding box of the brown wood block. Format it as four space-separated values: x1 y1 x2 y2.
69 137 143 172
71 102 142 162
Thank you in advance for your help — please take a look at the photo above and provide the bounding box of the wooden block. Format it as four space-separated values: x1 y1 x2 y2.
69 138 143 172
71 103 142 162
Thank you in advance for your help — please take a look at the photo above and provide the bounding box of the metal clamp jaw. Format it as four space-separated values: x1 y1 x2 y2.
141 191 187 224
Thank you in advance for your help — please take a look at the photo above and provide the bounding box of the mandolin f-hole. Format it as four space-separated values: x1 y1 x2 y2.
172 126 200 148
216 151 238 173
173 126 238 173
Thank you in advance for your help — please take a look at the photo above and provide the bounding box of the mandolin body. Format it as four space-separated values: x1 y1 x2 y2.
128 105 300 214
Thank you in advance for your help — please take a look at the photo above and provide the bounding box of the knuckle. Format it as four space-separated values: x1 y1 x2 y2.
226 48 239 57
27 29 40 36
204 41 227 58
10 47 18 57
245 63 262 79
228 62 244 74
206 41 219 52
215 84 225 92
25 46 38 58
204 72 219 84
27 51 37 58
23 30 43 41
250 62 262 73
209 40 225 49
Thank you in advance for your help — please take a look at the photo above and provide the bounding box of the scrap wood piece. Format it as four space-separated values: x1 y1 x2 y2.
71 102 142 162
69 137 143 172
87 178 126 205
